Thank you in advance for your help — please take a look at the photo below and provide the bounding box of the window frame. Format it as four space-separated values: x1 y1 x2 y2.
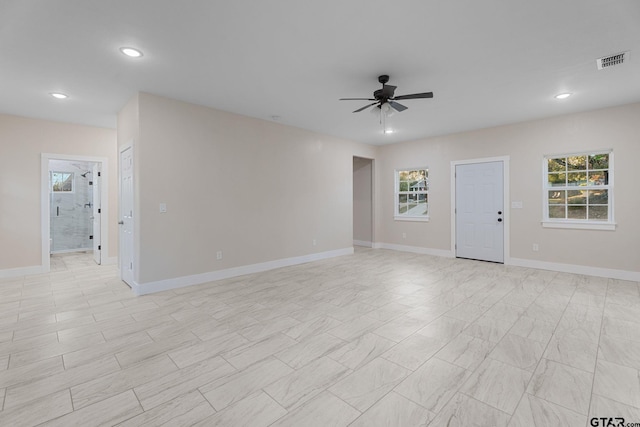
50 171 75 193
394 167 429 222
542 150 615 230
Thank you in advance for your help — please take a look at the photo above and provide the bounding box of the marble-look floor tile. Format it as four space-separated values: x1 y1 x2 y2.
264 356 350 409
381 334 448 370
237 316 300 341
602 316 640 343
349 391 433 427
428 392 510 427
589 394 640 425
527 359 593 415
490 334 545 371
446 302 488 323
167 332 248 368
221 332 297 370
372 315 429 342
270 391 360 427
201 357 293 410
194 391 286 427
593 359 640 409
461 358 531 414
275 333 345 369
555 303 602 343
599 334 640 371
329 357 409 411
328 332 396 370
283 315 342 341
509 393 586 427
463 314 513 343
435 333 495 370
134 356 236 411
0 355 64 390
117 390 215 427
326 315 383 341
41 389 142 427
544 335 597 372
395 357 471 413
509 316 556 344
416 316 468 341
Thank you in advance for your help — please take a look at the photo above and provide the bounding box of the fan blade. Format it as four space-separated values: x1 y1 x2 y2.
393 92 433 100
389 101 408 112
353 102 378 113
381 84 397 98
339 98 376 101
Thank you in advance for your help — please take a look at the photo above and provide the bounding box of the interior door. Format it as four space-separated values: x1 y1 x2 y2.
92 163 101 264
455 161 504 263
119 146 134 286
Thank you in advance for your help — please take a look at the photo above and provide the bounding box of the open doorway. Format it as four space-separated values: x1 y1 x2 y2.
353 156 374 247
41 154 109 272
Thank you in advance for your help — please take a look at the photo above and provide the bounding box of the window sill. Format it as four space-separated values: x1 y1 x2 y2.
394 216 430 222
542 221 616 231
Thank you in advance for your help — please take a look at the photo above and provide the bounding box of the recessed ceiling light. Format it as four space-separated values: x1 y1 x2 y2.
50 93 68 99
119 47 143 58
555 93 571 100
384 129 394 134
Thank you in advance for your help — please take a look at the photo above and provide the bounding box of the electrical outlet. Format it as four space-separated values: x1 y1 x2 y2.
402 232 406 239
159 203 167 213
532 243 539 252
312 239 317 246
216 251 223 260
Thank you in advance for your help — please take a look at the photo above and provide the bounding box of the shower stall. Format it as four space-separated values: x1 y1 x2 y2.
49 159 96 253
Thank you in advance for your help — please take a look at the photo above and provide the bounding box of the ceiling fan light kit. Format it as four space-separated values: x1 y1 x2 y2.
340 75 434 133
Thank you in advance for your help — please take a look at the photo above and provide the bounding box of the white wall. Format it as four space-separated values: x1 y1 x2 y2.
120 93 377 287
0 114 117 273
377 102 640 275
353 156 373 245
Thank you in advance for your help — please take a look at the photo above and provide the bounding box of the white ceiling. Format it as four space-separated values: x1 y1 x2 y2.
1 1 639 145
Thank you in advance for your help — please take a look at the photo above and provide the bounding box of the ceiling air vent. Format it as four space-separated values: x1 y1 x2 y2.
596 51 629 70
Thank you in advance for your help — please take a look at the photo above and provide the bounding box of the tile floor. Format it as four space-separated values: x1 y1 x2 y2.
0 249 638 426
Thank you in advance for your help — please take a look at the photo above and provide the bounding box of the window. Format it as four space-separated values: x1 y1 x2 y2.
395 168 428 221
543 151 614 230
51 172 74 192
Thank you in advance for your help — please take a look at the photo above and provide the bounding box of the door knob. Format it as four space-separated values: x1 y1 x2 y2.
498 218 503 222
118 220 124 225
498 211 502 215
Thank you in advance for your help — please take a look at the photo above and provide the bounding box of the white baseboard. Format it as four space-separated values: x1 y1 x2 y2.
353 240 373 248
133 247 354 296
509 257 640 282
0 265 47 279
378 243 454 258
50 248 92 254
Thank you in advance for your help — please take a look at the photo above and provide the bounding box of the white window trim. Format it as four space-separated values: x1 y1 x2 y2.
541 150 615 230
394 167 429 222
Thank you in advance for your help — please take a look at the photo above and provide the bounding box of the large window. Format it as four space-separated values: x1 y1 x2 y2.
543 151 614 229
51 172 74 192
395 168 428 221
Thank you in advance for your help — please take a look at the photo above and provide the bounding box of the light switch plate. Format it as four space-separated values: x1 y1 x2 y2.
511 201 523 209
159 203 167 213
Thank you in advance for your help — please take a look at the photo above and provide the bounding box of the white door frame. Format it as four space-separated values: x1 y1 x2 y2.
352 156 376 248
118 143 135 287
41 153 109 272
450 156 510 263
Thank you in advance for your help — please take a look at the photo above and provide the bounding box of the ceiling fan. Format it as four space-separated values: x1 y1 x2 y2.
339 75 434 114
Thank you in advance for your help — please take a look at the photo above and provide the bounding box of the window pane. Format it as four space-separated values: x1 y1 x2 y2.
398 204 408 214
399 181 409 191
567 156 586 170
547 158 566 172
588 189 608 204
587 170 608 186
548 190 565 204
548 172 566 186
417 193 428 203
399 194 408 203
549 205 565 219
568 206 587 219
567 190 586 205
588 154 609 170
566 172 587 186
588 206 608 220
399 171 409 181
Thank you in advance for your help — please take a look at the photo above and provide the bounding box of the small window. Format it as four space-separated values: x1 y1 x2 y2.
51 172 74 192
543 151 614 230
395 168 429 221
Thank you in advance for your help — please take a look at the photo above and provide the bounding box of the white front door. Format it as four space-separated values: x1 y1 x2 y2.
119 146 134 286
92 163 101 264
455 161 504 263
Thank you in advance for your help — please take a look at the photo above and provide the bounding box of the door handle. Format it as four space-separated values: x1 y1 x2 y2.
118 220 124 225
497 211 502 215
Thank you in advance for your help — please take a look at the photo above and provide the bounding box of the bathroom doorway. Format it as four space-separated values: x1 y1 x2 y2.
41 154 109 271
